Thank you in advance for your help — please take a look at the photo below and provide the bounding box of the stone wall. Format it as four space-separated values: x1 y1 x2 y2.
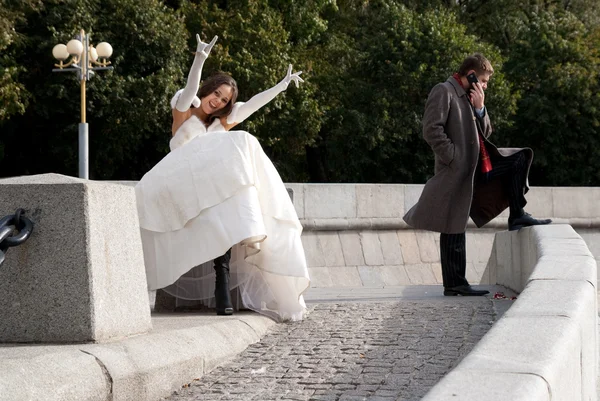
286 184 600 288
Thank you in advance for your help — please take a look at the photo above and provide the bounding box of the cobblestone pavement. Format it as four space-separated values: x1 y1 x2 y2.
164 297 502 401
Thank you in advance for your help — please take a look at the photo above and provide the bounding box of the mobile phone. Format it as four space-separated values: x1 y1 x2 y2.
466 72 479 87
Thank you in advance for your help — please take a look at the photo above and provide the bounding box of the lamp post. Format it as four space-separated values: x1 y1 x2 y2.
52 29 113 179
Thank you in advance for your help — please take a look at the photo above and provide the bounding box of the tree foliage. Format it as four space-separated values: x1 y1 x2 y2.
502 11 600 185
0 0 599 186
0 0 188 178
305 0 514 182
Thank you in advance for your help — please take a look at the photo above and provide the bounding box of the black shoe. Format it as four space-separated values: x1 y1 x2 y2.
444 285 490 296
508 212 552 231
214 250 233 316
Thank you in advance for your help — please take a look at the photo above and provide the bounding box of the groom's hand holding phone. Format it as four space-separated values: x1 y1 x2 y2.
467 72 479 86
466 72 484 110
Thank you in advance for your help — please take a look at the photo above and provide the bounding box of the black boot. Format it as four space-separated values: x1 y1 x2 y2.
214 249 233 315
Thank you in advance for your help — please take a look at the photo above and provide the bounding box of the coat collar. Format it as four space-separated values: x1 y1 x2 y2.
447 76 467 97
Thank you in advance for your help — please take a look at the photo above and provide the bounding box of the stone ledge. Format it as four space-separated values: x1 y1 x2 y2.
0 312 276 401
300 217 600 231
422 224 598 401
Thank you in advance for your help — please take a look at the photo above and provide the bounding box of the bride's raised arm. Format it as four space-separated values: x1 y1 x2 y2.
226 64 303 125
173 34 218 112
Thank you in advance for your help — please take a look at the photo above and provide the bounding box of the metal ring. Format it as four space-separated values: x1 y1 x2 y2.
14 208 24 227
0 215 13 228
4 216 33 247
0 225 13 248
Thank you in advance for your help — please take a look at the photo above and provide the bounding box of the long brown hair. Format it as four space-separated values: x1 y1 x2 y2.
198 73 238 121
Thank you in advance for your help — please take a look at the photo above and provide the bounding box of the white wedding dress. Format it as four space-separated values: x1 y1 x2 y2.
135 112 310 322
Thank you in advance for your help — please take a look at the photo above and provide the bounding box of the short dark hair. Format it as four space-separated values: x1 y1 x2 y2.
198 72 239 121
458 53 494 77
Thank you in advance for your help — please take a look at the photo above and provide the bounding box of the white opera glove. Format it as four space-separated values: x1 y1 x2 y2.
170 89 201 110
227 64 304 124
174 34 218 112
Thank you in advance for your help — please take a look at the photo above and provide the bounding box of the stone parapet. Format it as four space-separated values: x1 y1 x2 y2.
300 217 600 231
286 184 600 221
287 184 600 288
422 225 598 401
112 181 600 288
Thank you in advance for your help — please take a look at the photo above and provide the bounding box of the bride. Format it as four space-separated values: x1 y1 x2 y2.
135 34 310 322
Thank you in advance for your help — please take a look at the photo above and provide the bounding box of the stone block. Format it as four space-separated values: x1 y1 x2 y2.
378 231 404 265
503 280 597 401
494 230 522 292
474 262 490 284
430 263 443 284
380 266 411 286
397 231 421 264
307 267 332 288
466 262 487 284
405 264 437 285
518 228 538 286
416 231 439 263
535 238 593 259
485 245 497 285
357 266 385 287
533 223 582 240
0 174 152 343
524 187 554 219
300 232 325 268
577 229 600 261
327 267 362 287
403 184 423 212
0 347 110 401
285 183 305 219
317 232 345 267
356 184 404 218
339 231 365 266
422 370 550 401
552 187 600 218
529 255 597 286
457 315 583 401
79 314 274 401
304 184 356 219
360 231 384 266
466 232 495 263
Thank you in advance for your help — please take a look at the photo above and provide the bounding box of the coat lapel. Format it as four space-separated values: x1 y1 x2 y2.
447 76 467 98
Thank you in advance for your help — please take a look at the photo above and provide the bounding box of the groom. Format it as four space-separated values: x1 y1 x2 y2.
403 53 551 296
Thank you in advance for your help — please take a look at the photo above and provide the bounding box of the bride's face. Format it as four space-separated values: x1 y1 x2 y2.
201 84 233 115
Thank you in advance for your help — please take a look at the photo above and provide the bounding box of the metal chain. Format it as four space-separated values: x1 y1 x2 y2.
0 209 34 267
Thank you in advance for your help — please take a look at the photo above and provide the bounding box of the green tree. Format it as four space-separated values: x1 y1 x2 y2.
305 0 514 183
456 0 600 50
0 0 42 125
502 11 600 185
0 0 188 179
179 0 331 181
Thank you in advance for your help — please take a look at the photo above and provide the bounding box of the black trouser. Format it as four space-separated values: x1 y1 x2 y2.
440 232 469 288
477 151 528 219
440 151 528 288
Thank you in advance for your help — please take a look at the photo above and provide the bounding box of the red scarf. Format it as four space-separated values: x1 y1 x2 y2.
453 73 492 174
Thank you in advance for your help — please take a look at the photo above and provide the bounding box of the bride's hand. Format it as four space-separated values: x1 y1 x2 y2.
279 64 304 89
195 34 218 58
